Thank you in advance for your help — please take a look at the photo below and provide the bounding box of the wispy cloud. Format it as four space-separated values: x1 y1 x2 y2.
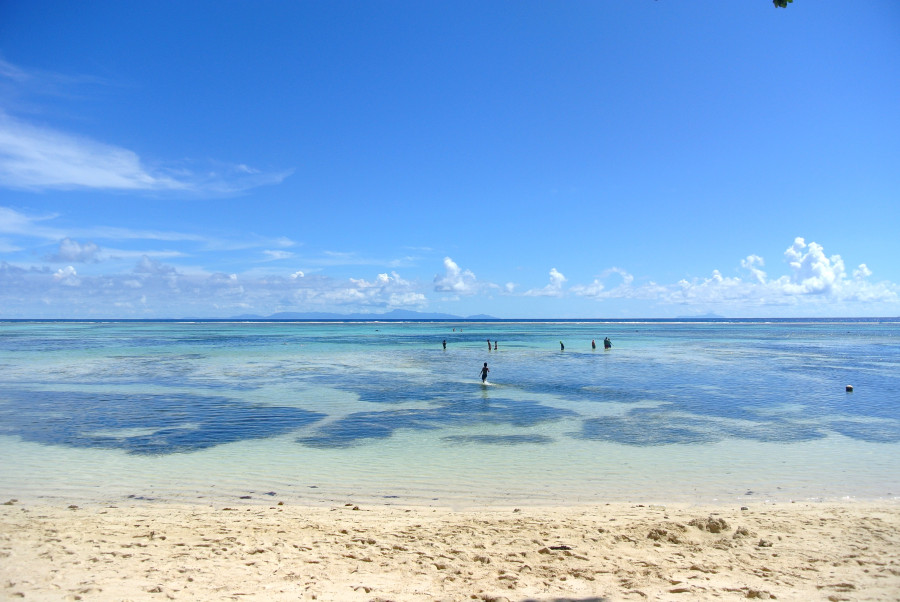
41 236 185 263
0 206 206 244
298 250 418 269
0 57 292 195
0 111 188 191
263 249 294 261
0 111 292 193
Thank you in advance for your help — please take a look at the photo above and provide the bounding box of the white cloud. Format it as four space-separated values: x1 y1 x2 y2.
0 206 65 240
52 265 79 286
0 205 291 273
571 279 604 297
263 249 294 261
549 268 566 287
1 235 897 319
605 267 634 286
741 255 766 284
564 239 899 316
0 205 209 246
0 58 28 82
333 271 424 309
0 57 292 195
46 237 100 263
0 239 21 253
350 272 393 288
285 270 425 311
389 292 427 306
780 237 843 295
134 255 176 275
274 237 296 248
571 267 635 299
660 238 898 310
433 257 480 295
0 111 188 191
525 268 567 297
854 264 872 280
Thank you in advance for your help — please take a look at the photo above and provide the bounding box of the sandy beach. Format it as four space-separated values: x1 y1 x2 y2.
2 500 898 601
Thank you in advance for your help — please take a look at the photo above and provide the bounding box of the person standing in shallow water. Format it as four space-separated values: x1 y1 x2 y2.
487 339 492 351
442 339 446 350
604 337 612 350
592 339 596 350
560 341 565 351
480 362 489 383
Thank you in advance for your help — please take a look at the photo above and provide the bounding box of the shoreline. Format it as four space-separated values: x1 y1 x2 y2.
3 499 898 601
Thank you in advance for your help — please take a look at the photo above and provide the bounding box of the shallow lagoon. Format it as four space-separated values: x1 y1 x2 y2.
1 320 898 506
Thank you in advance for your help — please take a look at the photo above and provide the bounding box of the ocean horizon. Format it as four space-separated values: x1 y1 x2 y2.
4 316 899 322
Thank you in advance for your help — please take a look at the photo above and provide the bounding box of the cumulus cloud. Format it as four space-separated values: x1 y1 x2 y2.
572 268 633 299
292 270 426 311
854 264 872 280
134 255 176 275
433 257 479 295
1 233 897 318
46 237 100 263
780 237 843 295
741 255 766 284
52 265 79 286
565 239 898 315
525 268 567 297
1 229 433 315
389 291 427 306
663 238 898 310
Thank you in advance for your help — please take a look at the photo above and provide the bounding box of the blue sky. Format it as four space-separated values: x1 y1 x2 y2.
1 1 898 319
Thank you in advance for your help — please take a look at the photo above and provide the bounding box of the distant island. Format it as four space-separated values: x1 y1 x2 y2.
228 309 498 320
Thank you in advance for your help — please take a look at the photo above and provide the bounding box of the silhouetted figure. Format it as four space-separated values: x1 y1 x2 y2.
487 339 492 351
604 337 612 350
480 362 489 383
493 340 498 350
592 339 596 350
442 339 446 350
560 341 565 351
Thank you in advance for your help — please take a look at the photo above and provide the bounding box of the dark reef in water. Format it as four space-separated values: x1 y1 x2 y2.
0 389 326 455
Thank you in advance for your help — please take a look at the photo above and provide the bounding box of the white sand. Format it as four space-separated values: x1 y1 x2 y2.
2 500 898 601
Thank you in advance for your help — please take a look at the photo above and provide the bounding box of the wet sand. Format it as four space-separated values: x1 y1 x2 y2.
2 500 898 601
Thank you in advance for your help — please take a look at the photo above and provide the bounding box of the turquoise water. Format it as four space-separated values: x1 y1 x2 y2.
1 320 898 507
